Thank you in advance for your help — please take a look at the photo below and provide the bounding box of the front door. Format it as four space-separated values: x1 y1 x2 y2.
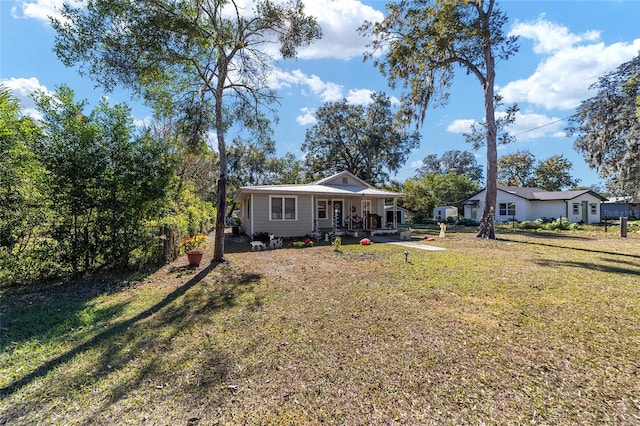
582 200 588 223
332 201 343 229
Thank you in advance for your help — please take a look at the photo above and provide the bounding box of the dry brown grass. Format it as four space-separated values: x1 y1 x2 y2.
2 228 640 425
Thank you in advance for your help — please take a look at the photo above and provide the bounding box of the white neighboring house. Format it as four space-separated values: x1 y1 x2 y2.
433 205 458 221
384 205 409 226
461 186 607 224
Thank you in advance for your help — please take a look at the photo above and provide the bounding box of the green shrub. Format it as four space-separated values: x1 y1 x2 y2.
544 217 574 231
518 221 542 230
332 236 342 251
456 218 479 226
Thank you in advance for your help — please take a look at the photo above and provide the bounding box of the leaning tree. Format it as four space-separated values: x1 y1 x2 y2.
361 0 518 239
52 0 321 261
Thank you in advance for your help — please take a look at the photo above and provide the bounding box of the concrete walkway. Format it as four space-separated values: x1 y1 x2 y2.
370 236 446 251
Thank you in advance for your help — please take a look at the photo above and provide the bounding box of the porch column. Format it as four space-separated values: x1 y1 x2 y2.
250 193 254 237
393 199 398 229
348 199 352 230
312 194 315 231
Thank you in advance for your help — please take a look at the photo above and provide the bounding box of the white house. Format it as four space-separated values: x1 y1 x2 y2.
384 205 409 226
461 186 607 224
233 171 404 238
433 205 458 220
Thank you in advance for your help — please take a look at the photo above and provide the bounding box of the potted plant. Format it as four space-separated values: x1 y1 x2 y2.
180 232 208 266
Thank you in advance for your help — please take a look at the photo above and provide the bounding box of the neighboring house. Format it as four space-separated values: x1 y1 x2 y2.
233 171 404 238
461 186 607 224
433 205 458 221
601 196 640 219
384 205 409 226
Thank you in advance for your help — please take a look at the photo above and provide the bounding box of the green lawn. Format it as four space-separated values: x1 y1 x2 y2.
2 228 639 424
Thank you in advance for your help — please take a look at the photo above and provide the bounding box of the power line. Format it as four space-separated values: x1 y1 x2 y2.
511 114 577 138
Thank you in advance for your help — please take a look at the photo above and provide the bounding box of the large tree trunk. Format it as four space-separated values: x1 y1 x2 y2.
213 74 227 262
477 22 497 240
213 173 226 261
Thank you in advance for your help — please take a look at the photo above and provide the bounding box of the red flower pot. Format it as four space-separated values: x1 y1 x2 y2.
187 251 203 267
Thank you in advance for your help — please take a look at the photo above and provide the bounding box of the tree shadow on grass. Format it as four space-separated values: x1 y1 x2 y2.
534 258 640 276
498 236 640 260
0 263 260 408
0 274 143 351
499 229 596 240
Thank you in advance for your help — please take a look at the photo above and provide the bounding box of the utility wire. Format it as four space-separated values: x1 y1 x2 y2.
396 114 579 175
510 114 576 138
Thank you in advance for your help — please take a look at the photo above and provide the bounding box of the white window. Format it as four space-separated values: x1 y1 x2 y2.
499 202 516 216
572 203 579 215
271 196 297 221
317 199 327 219
590 203 597 215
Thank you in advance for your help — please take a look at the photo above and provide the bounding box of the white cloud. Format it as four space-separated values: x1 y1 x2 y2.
11 0 84 23
446 112 566 143
2 77 51 119
270 69 344 102
510 17 600 54
133 116 155 128
296 107 317 126
299 0 384 60
410 160 423 169
345 88 373 105
506 111 566 142
502 18 640 111
447 119 477 134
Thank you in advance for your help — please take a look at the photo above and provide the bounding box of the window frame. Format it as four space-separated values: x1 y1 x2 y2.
590 203 597 215
499 202 516 216
270 195 297 221
572 203 579 215
317 199 328 219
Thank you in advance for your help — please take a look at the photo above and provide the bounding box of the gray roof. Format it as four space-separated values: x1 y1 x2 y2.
498 186 606 201
498 186 546 199
463 186 607 202
234 171 403 202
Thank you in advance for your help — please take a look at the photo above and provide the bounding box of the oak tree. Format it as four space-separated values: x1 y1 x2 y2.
498 151 579 191
418 150 483 183
533 154 580 191
302 92 420 185
497 150 536 187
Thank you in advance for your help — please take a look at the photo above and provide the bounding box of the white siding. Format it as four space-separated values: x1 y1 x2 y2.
567 195 602 224
529 200 566 221
495 192 526 222
433 206 458 220
463 190 603 224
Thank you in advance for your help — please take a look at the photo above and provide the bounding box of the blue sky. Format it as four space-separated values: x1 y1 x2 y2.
2 0 640 189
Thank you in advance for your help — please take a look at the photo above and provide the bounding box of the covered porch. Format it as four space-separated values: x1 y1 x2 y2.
313 195 403 238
